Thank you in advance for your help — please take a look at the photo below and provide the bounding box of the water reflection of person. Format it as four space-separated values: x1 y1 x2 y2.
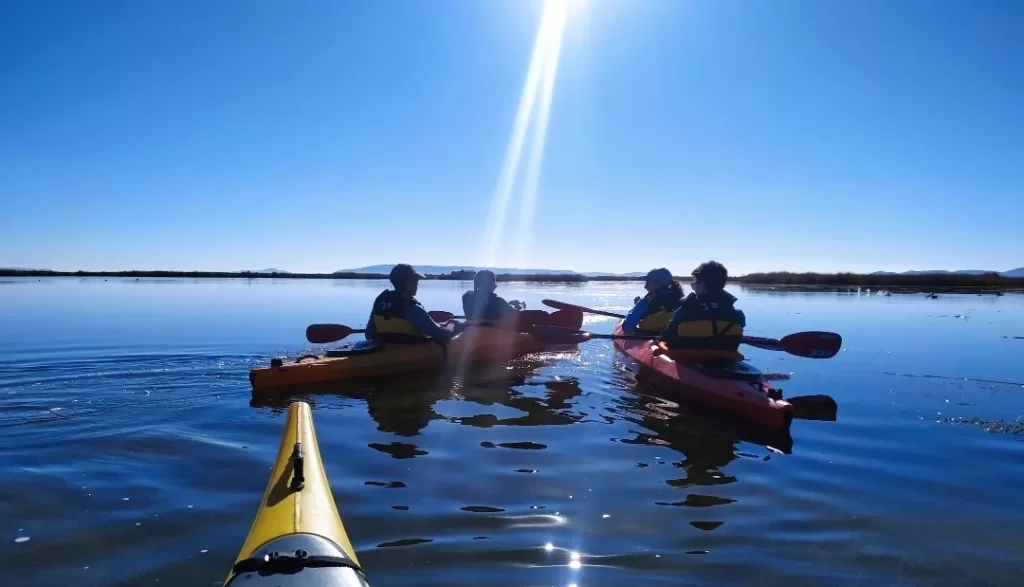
456 365 585 428
612 382 794 492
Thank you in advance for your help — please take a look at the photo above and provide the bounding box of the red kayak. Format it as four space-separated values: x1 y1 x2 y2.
611 323 794 430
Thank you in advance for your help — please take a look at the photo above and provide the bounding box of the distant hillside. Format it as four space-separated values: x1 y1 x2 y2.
583 271 647 278
737 270 1024 290
240 268 290 274
337 264 645 278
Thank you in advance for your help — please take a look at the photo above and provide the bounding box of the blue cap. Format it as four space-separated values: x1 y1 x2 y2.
645 268 673 285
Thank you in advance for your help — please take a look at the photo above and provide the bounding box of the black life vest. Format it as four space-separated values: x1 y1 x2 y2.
665 290 745 350
462 291 511 320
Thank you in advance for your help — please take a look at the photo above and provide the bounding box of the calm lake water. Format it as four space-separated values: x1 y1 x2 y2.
2 277 1022 586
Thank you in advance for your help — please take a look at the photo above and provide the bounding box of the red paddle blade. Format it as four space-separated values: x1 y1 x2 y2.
529 325 592 345
428 310 457 322
548 308 584 330
778 331 842 359
466 310 577 332
305 324 356 344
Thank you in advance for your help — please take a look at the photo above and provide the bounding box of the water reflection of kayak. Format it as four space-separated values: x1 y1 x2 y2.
250 357 586 439
224 401 369 587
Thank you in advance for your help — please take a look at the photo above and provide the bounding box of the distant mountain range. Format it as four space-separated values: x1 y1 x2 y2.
871 268 1024 278
239 268 291 274
336 264 646 278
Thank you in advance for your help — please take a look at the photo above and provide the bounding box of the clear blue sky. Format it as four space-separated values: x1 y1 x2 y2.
2 0 1022 274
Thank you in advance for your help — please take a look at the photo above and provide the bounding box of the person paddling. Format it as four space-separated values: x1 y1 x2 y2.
462 269 525 320
661 261 745 352
366 264 454 344
622 268 685 333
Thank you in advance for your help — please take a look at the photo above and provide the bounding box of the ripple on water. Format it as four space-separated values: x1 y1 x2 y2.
2 281 1024 586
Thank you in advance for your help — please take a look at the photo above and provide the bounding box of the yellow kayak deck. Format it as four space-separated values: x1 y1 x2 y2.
226 401 367 586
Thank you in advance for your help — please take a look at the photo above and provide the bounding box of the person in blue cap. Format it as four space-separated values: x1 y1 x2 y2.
462 269 525 321
366 263 455 344
661 261 745 352
622 268 685 333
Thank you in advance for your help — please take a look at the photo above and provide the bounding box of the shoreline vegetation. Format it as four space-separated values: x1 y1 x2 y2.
2 268 1023 292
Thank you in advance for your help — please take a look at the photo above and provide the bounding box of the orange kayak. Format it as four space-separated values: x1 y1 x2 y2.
250 310 582 394
612 322 794 430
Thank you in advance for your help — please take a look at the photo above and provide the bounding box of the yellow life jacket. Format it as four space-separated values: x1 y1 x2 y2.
638 310 674 331
369 289 425 339
635 284 684 331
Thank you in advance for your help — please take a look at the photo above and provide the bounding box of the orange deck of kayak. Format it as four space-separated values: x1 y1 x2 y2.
250 325 565 393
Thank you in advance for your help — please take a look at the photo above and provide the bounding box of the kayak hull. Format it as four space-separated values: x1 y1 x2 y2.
612 323 794 430
225 401 368 587
251 311 583 394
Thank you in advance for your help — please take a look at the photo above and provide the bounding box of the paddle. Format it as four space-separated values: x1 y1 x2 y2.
787 394 838 421
530 326 842 360
430 309 580 331
306 324 363 344
305 308 570 345
540 299 842 359
543 299 627 319
428 311 464 321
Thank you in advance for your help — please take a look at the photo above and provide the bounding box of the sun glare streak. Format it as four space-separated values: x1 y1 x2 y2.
479 0 573 268
512 0 568 267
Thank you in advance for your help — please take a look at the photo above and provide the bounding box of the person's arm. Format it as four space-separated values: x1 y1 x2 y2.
364 311 377 340
622 297 650 331
461 291 475 319
405 301 454 343
492 295 518 316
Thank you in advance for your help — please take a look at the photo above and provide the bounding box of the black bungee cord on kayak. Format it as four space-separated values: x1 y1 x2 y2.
231 550 363 576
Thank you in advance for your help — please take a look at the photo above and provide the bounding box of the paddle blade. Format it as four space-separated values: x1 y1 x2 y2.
529 325 592 345
542 299 580 312
778 331 843 359
541 299 626 320
788 394 838 421
428 310 457 322
306 324 357 344
547 308 584 330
